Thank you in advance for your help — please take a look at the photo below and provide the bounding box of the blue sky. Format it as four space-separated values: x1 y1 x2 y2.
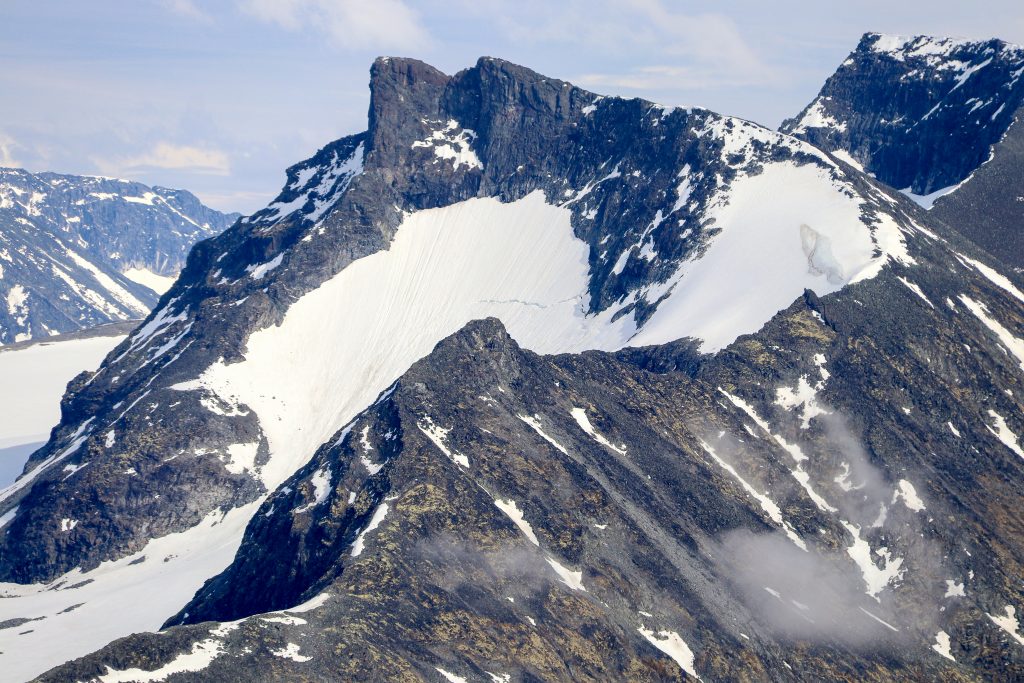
2 1 1023 213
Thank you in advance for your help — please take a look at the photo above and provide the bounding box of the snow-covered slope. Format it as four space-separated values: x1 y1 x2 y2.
188 163 907 492
0 168 239 342
0 330 125 486
3 56 1021 681
626 160 908 349
0 502 258 683
122 267 177 295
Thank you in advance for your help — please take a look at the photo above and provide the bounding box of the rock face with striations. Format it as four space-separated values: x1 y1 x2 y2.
0 169 239 343
929 108 1024 270
2 55 1024 681
782 32 1024 269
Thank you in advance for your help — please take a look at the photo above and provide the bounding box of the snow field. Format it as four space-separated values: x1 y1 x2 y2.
0 334 124 487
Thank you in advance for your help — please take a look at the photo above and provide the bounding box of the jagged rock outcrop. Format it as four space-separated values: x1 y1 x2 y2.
782 32 1024 268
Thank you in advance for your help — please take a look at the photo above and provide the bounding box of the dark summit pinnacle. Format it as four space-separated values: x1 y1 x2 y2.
782 31 1024 195
783 31 1024 269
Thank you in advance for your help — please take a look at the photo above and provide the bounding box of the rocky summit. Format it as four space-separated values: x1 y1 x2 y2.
782 32 1024 270
1 53 1024 682
0 169 239 343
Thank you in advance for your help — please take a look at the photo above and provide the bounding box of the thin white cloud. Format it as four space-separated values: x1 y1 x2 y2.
238 0 430 50
577 63 774 92
193 189 275 214
0 133 22 168
629 1 770 73
98 142 231 177
457 0 781 90
160 0 213 23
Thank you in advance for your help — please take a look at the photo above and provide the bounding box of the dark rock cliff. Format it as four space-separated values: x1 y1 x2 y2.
783 32 1024 269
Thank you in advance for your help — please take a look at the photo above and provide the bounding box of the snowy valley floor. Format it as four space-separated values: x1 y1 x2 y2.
0 332 126 486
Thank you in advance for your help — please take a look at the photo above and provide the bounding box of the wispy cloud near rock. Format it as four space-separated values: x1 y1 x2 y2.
0 132 22 168
98 142 231 177
238 0 430 50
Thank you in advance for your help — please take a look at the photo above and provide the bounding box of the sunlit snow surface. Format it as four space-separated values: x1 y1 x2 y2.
899 184 961 210
0 335 124 486
122 267 177 295
194 191 633 491
787 98 848 136
190 178 901 494
629 162 908 350
638 626 702 680
1 157 910 679
0 502 260 683
494 498 540 546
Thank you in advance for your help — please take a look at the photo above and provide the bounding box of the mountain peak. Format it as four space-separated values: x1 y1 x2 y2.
368 56 450 120
370 55 448 88
783 30 1024 197
14 51 1024 682
447 56 587 126
468 55 565 86
782 32 1024 268
0 169 236 342
424 316 520 363
857 31 1023 58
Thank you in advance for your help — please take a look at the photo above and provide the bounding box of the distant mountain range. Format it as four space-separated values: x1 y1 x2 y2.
2 35 1024 683
783 32 1024 269
0 168 239 343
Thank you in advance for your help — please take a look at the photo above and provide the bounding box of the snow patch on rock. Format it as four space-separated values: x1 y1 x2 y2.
350 502 390 558
638 626 701 680
545 556 586 591
518 414 568 454
494 498 539 546
988 606 1024 647
570 407 627 454
932 630 955 661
